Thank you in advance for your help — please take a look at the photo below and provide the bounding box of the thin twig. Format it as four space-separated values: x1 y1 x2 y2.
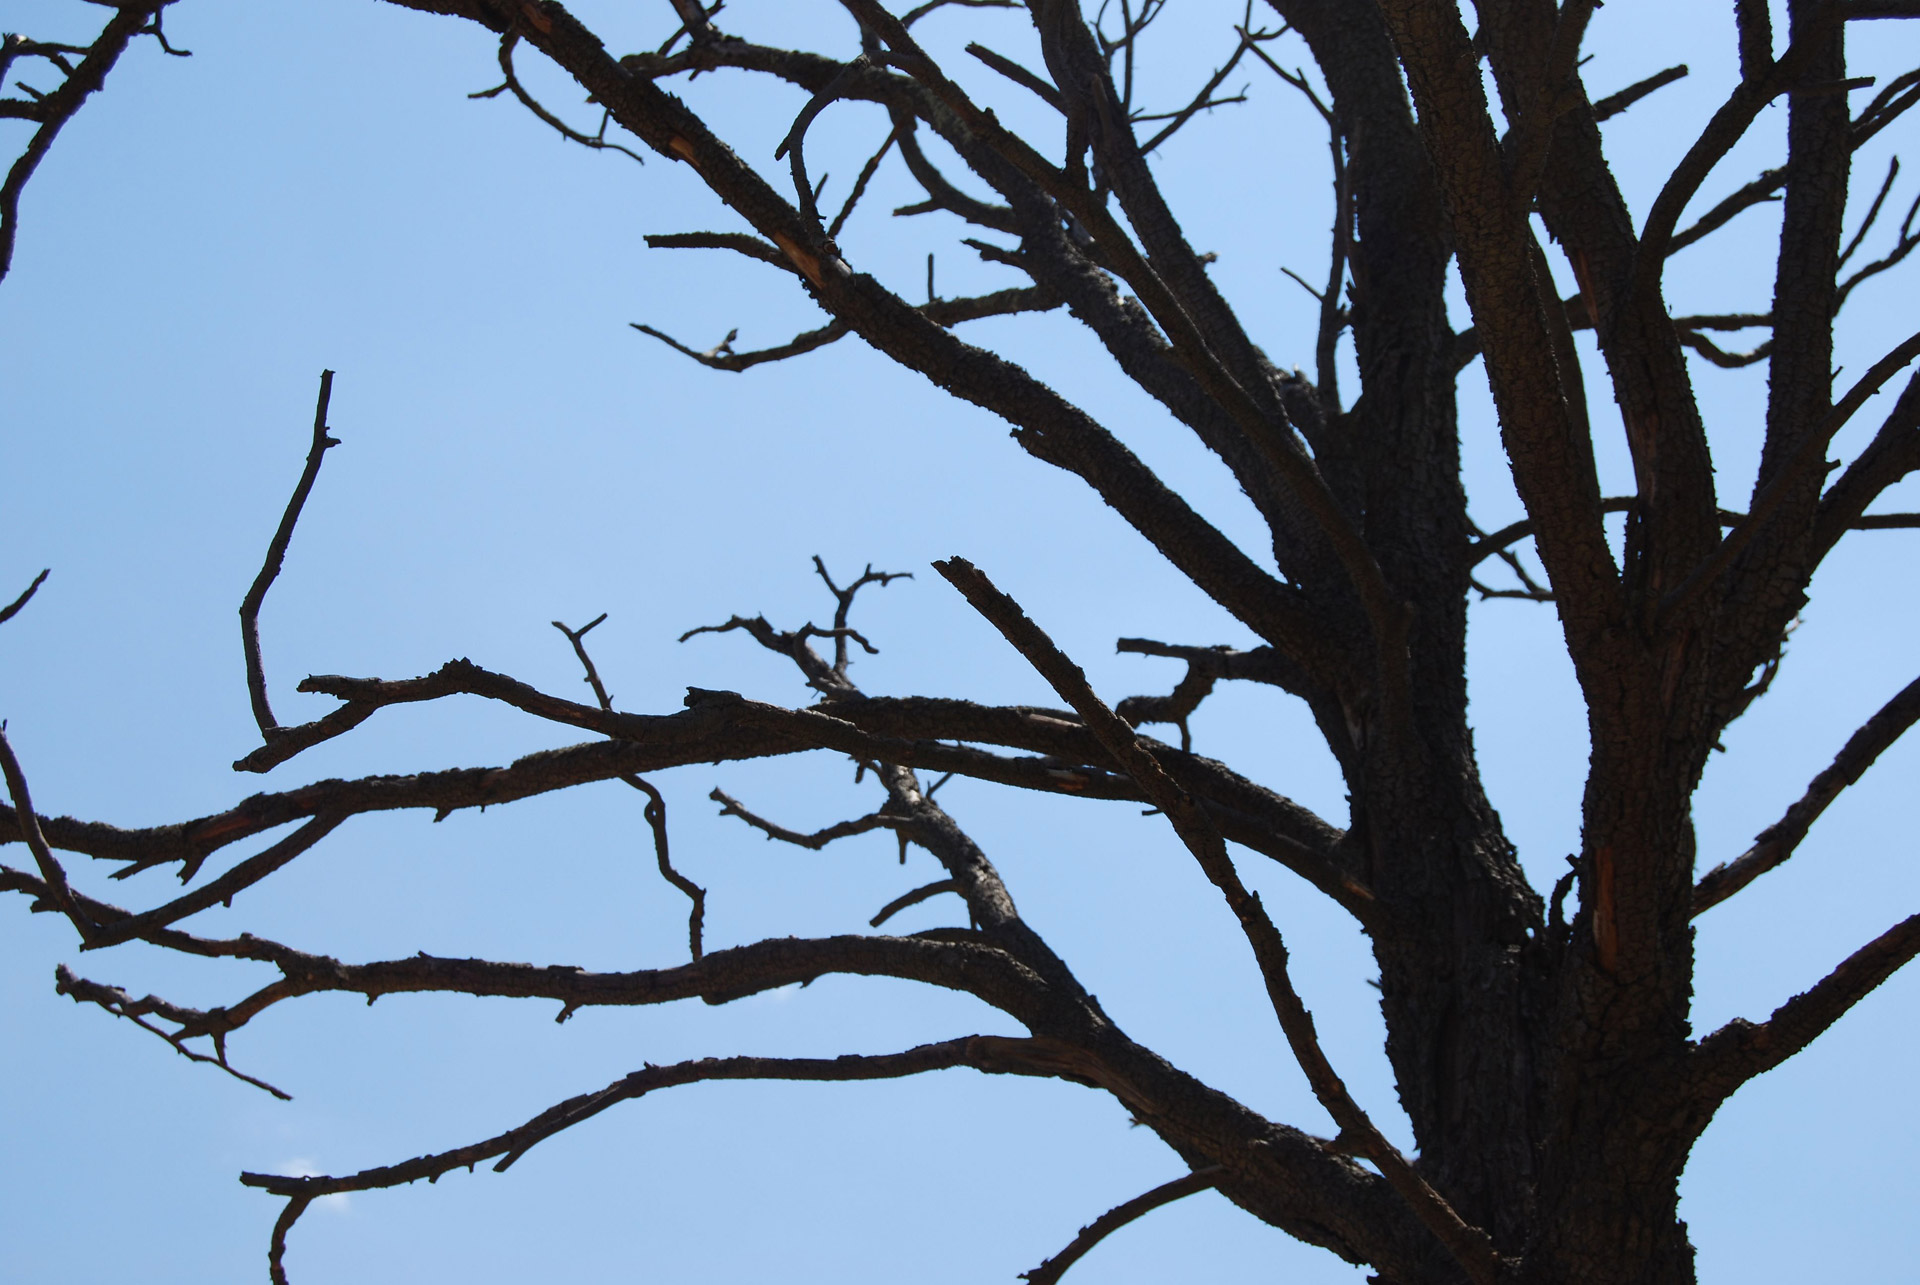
712 787 904 850
240 371 337 739
1694 671 1920 914
1022 1167 1221 1285
553 615 706 958
869 878 961 927
0 726 94 941
471 32 646 164
54 965 291 1098
828 125 898 239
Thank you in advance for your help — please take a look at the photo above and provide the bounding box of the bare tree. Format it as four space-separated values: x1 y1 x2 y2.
5 2 1920 1283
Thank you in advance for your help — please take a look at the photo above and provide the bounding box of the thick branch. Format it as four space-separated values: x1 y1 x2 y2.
0 568 49 626
932 558 1497 1285
2 1 169 280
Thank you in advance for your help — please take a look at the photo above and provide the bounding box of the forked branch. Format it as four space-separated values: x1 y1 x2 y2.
470 32 647 164
53 964 291 1099
2 0 177 280
931 558 1496 1285
711 786 906 850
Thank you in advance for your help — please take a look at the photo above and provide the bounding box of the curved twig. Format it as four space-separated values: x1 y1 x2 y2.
1022 1167 1222 1285
552 615 707 959
869 877 961 926
240 371 337 739
471 32 647 165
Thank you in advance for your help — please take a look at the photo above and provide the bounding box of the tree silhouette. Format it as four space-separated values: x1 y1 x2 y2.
4 2 1920 1282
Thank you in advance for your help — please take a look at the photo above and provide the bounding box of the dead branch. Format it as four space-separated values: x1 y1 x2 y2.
240 371 337 740
1692 911 1920 1107
643 230 797 273
965 43 1062 111
711 786 905 849
243 1036 1058 1281
470 32 647 164
0 726 96 940
553 615 707 958
1661 328 1920 625
53 965 291 1098
1592 64 1689 121
828 124 898 238
1022 1167 1222 1285
633 284 1059 373
932 557 1494 1285
870 878 961 926
1694 672 1920 914
0 568 49 627
2 0 175 281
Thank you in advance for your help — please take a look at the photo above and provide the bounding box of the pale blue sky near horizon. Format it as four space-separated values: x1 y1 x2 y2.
2 1 1917 1282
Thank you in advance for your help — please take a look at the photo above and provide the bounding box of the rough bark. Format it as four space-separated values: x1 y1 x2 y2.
5 2 1919 1282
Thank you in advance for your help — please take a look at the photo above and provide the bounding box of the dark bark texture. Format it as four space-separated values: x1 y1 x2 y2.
5 2 1920 1282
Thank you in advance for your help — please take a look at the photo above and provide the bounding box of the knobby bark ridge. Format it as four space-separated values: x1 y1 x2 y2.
5 2 1920 1282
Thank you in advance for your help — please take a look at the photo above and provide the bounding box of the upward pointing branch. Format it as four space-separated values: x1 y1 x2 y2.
0 569 49 627
1694 671 1920 914
240 371 338 740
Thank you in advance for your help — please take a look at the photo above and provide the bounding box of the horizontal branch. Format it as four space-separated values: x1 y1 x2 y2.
63 916 1056 1042
240 1035 1079 1280
643 230 797 271
711 787 904 849
5 683 1348 912
633 284 1061 373
243 1035 1050 1199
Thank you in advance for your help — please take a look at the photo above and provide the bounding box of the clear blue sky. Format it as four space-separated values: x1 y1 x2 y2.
2 1 1916 1281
